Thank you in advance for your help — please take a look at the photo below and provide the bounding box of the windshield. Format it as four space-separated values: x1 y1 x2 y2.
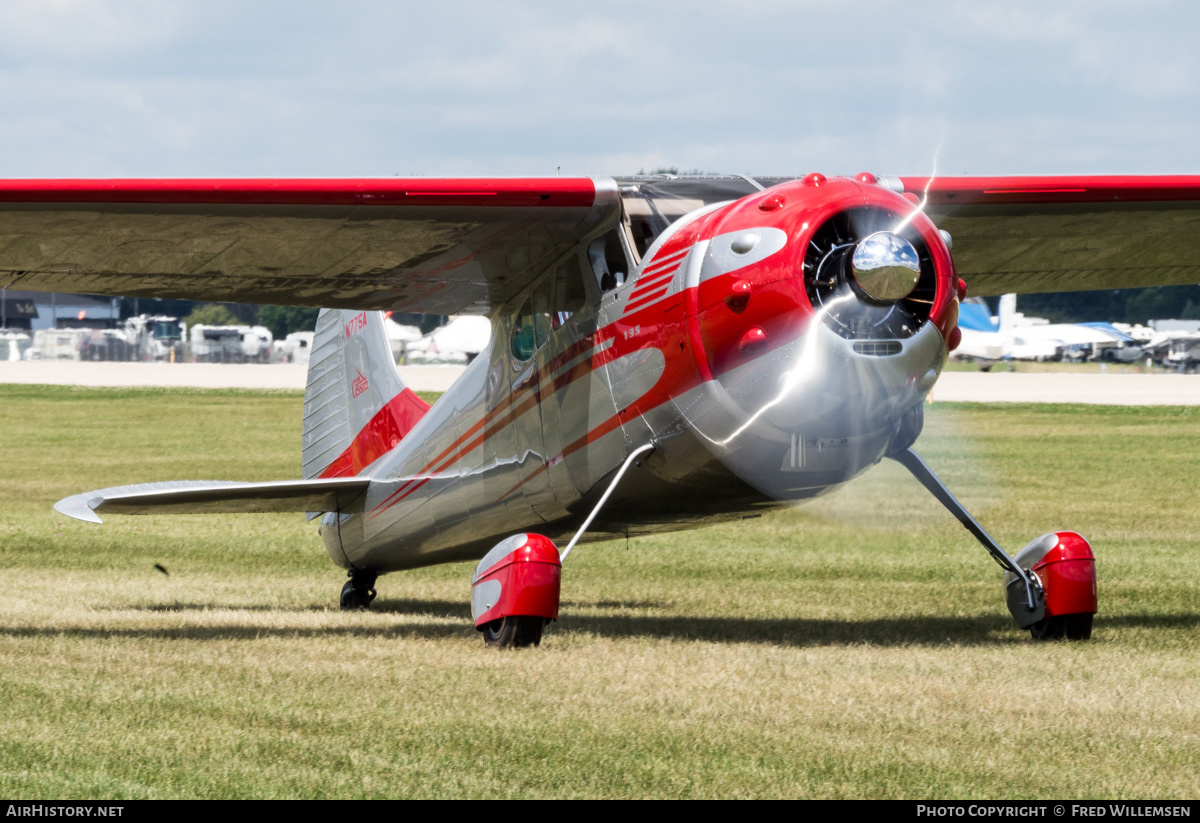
616 176 780 258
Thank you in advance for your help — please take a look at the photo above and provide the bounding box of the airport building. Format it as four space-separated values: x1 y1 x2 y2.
0 289 120 331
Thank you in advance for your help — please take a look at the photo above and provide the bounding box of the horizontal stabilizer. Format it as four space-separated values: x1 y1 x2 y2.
54 478 371 524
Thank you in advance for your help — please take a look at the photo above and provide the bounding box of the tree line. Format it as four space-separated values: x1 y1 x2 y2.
1010 285 1200 325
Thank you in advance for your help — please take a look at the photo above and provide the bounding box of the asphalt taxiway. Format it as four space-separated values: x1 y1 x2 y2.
3 361 1200 404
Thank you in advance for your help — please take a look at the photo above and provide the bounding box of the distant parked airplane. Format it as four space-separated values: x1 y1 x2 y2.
954 294 1133 368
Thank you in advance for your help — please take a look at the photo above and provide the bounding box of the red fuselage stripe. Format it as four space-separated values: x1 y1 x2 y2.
368 331 625 519
640 249 689 275
318 388 432 479
368 378 558 518
624 287 672 314
372 337 601 507
628 268 679 299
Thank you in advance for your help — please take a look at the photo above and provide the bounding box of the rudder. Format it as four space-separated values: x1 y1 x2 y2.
302 309 430 479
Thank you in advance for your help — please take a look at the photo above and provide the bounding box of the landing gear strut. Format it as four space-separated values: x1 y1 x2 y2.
340 569 377 610
890 447 1097 640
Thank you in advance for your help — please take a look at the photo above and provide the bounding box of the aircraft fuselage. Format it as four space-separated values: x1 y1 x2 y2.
322 175 958 573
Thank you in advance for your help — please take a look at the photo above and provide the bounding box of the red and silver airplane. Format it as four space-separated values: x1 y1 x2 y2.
5 172 1198 646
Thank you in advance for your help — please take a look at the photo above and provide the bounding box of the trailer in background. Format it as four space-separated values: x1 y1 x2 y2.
189 325 273 362
27 328 89 361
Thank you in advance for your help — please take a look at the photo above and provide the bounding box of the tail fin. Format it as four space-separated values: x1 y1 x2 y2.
302 310 430 479
998 293 1017 333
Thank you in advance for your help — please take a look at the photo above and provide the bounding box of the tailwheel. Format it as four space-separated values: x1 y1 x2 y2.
481 615 546 648
1030 613 1093 642
339 569 377 610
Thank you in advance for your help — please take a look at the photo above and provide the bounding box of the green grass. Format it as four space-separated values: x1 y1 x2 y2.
0 385 1198 798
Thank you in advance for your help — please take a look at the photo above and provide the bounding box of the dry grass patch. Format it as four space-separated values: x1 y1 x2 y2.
0 387 1197 797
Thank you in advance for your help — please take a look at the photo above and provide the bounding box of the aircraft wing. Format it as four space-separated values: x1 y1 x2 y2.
6 174 1198 311
54 477 371 524
0 178 616 315
899 176 1200 297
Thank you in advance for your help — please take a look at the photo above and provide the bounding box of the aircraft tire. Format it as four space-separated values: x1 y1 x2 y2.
481 615 545 648
339 577 377 610
1029 613 1093 641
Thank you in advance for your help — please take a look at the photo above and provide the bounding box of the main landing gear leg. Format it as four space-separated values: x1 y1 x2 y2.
890 447 1097 640
558 442 657 563
340 569 377 610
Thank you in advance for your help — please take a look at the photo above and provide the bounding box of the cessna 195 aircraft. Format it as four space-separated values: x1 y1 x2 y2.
5 172 1198 646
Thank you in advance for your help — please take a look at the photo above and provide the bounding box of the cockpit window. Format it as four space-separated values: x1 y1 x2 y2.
153 321 181 340
510 299 537 361
617 176 767 257
588 230 630 294
531 280 552 348
551 256 587 329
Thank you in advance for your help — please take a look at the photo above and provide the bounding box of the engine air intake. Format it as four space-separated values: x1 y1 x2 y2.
852 340 903 356
802 208 937 340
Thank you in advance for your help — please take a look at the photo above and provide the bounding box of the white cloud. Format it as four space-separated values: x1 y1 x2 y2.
0 0 185 58
0 0 1198 177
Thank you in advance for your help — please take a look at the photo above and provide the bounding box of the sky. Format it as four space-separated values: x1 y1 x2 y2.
0 0 1198 179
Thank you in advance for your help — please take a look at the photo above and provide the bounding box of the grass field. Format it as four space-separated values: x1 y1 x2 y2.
0 385 1198 799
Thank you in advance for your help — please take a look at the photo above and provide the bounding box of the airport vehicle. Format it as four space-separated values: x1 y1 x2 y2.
1165 335 1200 372
241 325 274 362
5 174 1198 647
382 320 420 364
407 315 490 364
124 314 185 361
79 328 134 361
275 330 315 365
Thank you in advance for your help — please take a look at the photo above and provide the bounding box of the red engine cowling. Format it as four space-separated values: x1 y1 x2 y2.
683 175 959 381
471 533 562 628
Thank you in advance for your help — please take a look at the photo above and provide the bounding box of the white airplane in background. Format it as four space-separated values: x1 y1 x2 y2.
954 294 1132 368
